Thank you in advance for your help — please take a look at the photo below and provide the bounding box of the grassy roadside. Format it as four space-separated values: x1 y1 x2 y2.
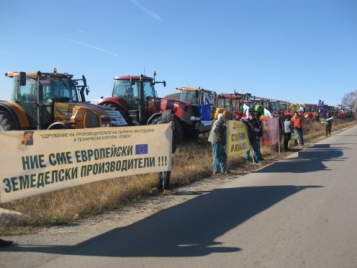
1 118 356 235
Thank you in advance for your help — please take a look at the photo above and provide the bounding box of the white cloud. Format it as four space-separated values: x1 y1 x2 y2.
129 0 162 21
67 39 118 57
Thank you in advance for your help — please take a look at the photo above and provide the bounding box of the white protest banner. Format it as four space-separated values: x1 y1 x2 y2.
0 124 171 204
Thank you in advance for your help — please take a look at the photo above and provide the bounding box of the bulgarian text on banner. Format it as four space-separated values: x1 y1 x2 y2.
226 120 250 156
0 125 172 204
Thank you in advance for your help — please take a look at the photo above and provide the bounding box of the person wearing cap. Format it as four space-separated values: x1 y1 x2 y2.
240 112 263 164
208 113 230 174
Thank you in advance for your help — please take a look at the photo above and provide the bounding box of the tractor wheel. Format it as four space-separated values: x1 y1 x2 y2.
150 114 183 145
100 103 134 126
172 116 183 144
0 111 17 131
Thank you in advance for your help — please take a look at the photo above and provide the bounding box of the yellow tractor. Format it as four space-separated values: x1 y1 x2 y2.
0 68 113 131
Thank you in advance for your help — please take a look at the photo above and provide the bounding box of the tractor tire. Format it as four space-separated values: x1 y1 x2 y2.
172 116 183 145
150 114 183 145
0 111 17 131
99 103 134 126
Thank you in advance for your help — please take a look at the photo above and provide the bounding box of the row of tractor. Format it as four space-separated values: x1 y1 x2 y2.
0 69 352 144
0 69 212 143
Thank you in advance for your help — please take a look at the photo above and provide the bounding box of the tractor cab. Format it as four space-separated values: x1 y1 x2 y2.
178 86 211 105
3 68 111 130
7 69 81 128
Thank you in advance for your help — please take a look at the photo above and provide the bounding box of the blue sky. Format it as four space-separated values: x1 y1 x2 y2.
0 0 356 106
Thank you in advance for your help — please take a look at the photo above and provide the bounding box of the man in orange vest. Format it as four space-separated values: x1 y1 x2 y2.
291 111 304 146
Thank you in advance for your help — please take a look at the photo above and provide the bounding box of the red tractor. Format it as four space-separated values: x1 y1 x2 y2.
98 72 209 141
303 103 318 120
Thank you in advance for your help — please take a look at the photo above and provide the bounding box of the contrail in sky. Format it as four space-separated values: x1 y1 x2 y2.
67 39 118 57
75 29 86 34
129 0 162 21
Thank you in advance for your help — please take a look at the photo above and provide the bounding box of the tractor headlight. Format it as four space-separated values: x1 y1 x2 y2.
190 116 201 121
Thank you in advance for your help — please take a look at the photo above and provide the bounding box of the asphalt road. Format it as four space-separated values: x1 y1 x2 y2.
1 126 357 268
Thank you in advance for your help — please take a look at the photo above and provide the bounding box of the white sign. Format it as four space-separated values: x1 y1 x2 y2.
0 124 172 203
105 110 128 126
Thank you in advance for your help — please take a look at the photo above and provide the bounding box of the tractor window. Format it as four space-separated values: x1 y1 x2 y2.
180 91 198 104
113 79 156 109
225 98 232 110
10 77 76 103
217 97 225 108
142 81 156 98
112 79 138 109
113 80 137 98
203 92 211 105
10 77 36 102
179 91 188 102
233 99 240 111
39 79 75 102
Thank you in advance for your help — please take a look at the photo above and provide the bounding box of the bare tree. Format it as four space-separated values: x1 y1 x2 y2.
341 90 357 110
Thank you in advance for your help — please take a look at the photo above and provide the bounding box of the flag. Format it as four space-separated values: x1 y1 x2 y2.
243 103 249 118
205 96 210 106
135 144 148 154
263 108 272 117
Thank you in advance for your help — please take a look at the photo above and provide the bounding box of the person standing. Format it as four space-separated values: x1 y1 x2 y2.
291 111 304 146
208 113 230 174
254 112 264 161
323 113 334 137
156 110 179 193
283 115 294 150
278 111 285 141
240 112 263 164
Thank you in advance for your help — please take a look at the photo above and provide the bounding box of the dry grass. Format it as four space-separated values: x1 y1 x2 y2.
1 117 356 232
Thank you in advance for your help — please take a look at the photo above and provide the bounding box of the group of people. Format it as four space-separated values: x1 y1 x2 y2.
207 112 265 175
155 109 334 192
208 109 334 175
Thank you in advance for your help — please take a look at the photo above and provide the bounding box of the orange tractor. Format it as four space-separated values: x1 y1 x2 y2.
0 69 113 131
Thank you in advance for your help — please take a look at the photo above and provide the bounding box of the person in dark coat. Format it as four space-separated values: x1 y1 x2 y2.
240 113 263 164
156 109 179 193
